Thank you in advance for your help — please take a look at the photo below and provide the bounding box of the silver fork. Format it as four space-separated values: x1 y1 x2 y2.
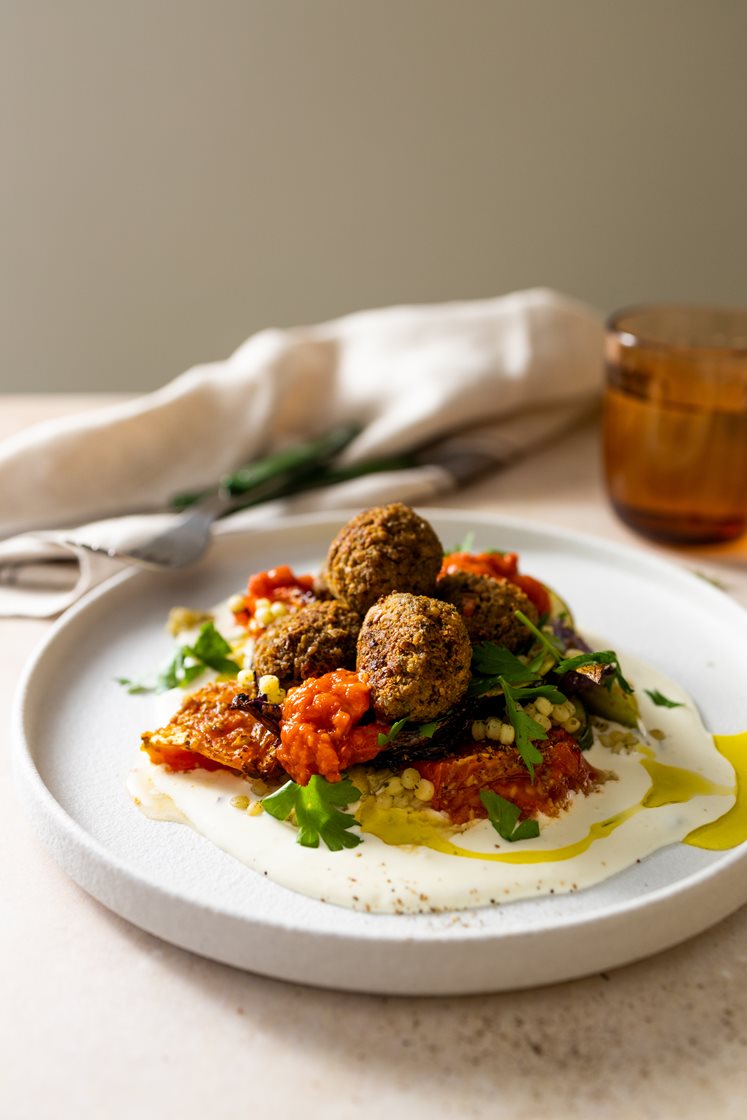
64 488 260 571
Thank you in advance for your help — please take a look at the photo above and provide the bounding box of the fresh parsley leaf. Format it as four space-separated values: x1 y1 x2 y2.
471 642 541 684
157 646 205 691
416 721 440 739
508 682 568 706
116 677 152 695
514 610 562 663
118 620 240 694
645 688 684 709
444 531 476 556
262 775 362 851
469 642 542 697
377 717 408 748
498 676 546 780
480 790 540 842
189 622 242 675
554 649 633 694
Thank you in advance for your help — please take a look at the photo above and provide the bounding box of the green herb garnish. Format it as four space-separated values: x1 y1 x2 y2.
444 531 476 556
377 718 408 748
515 610 563 663
472 642 542 683
469 641 543 697
497 676 566 780
644 688 684 709
262 775 362 851
117 621 240 694
554 650 633 694
416 721 440 739
480 790 540 842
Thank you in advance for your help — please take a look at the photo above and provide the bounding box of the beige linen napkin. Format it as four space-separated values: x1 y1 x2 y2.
0 288 603 616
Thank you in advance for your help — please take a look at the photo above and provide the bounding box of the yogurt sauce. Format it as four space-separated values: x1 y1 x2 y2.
127 651 739 914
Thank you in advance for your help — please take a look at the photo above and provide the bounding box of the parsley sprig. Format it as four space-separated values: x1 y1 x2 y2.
468 642 571 778
480 790 540 842
513 611 634 696
117 621 241 694
644 688 684 709
499 676 567 779
469 642 541 695
514 609 564 668
554 650 633 694
262 775 362 851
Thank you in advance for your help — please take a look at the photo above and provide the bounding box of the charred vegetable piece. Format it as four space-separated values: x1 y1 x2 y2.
555 651 639 728
371 704 474 768
142 679 284 780
569 676 640 728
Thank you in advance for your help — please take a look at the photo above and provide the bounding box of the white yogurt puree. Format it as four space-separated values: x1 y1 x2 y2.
127 650 736 914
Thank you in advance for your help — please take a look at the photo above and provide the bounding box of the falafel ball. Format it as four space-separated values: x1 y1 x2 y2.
436 571 539 651
357 592 472 722
324 503 443 615
253 600 361 689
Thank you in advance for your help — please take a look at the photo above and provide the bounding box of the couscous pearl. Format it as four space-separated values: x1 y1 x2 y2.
401 768 420 789
499 723 515 746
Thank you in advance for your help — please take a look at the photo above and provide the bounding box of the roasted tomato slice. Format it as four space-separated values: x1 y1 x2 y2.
416 729 601 824
141 679 283 781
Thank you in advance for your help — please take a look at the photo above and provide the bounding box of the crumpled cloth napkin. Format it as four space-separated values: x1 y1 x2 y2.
0 288 603 617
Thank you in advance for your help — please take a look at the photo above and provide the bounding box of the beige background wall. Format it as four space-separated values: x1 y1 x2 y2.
1 0 746 393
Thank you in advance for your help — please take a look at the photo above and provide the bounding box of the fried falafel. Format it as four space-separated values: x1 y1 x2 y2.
253 600 361 689
324 503 443 615
357 592 472 722
436 570 539 650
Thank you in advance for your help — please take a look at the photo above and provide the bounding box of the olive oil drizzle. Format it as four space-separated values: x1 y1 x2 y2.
358 735 744 862
684 731 747 850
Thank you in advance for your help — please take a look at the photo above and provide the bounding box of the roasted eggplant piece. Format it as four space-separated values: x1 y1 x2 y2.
560 667 639 728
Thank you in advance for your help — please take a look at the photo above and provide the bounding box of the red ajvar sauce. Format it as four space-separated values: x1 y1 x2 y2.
439 551 551 616
233 565 316 629
416 729 600 824
277 669 385 785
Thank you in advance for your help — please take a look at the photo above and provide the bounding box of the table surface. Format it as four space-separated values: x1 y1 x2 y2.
3 395 747 1120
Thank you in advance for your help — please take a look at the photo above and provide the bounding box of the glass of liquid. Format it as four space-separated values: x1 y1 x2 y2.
603 305 747 544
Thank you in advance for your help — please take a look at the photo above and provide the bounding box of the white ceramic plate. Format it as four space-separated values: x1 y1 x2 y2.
12 511 747 995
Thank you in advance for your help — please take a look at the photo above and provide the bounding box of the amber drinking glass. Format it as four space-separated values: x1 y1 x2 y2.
603 305 747 544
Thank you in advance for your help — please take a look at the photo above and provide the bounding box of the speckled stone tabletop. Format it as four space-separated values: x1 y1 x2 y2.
3 396 746 1120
